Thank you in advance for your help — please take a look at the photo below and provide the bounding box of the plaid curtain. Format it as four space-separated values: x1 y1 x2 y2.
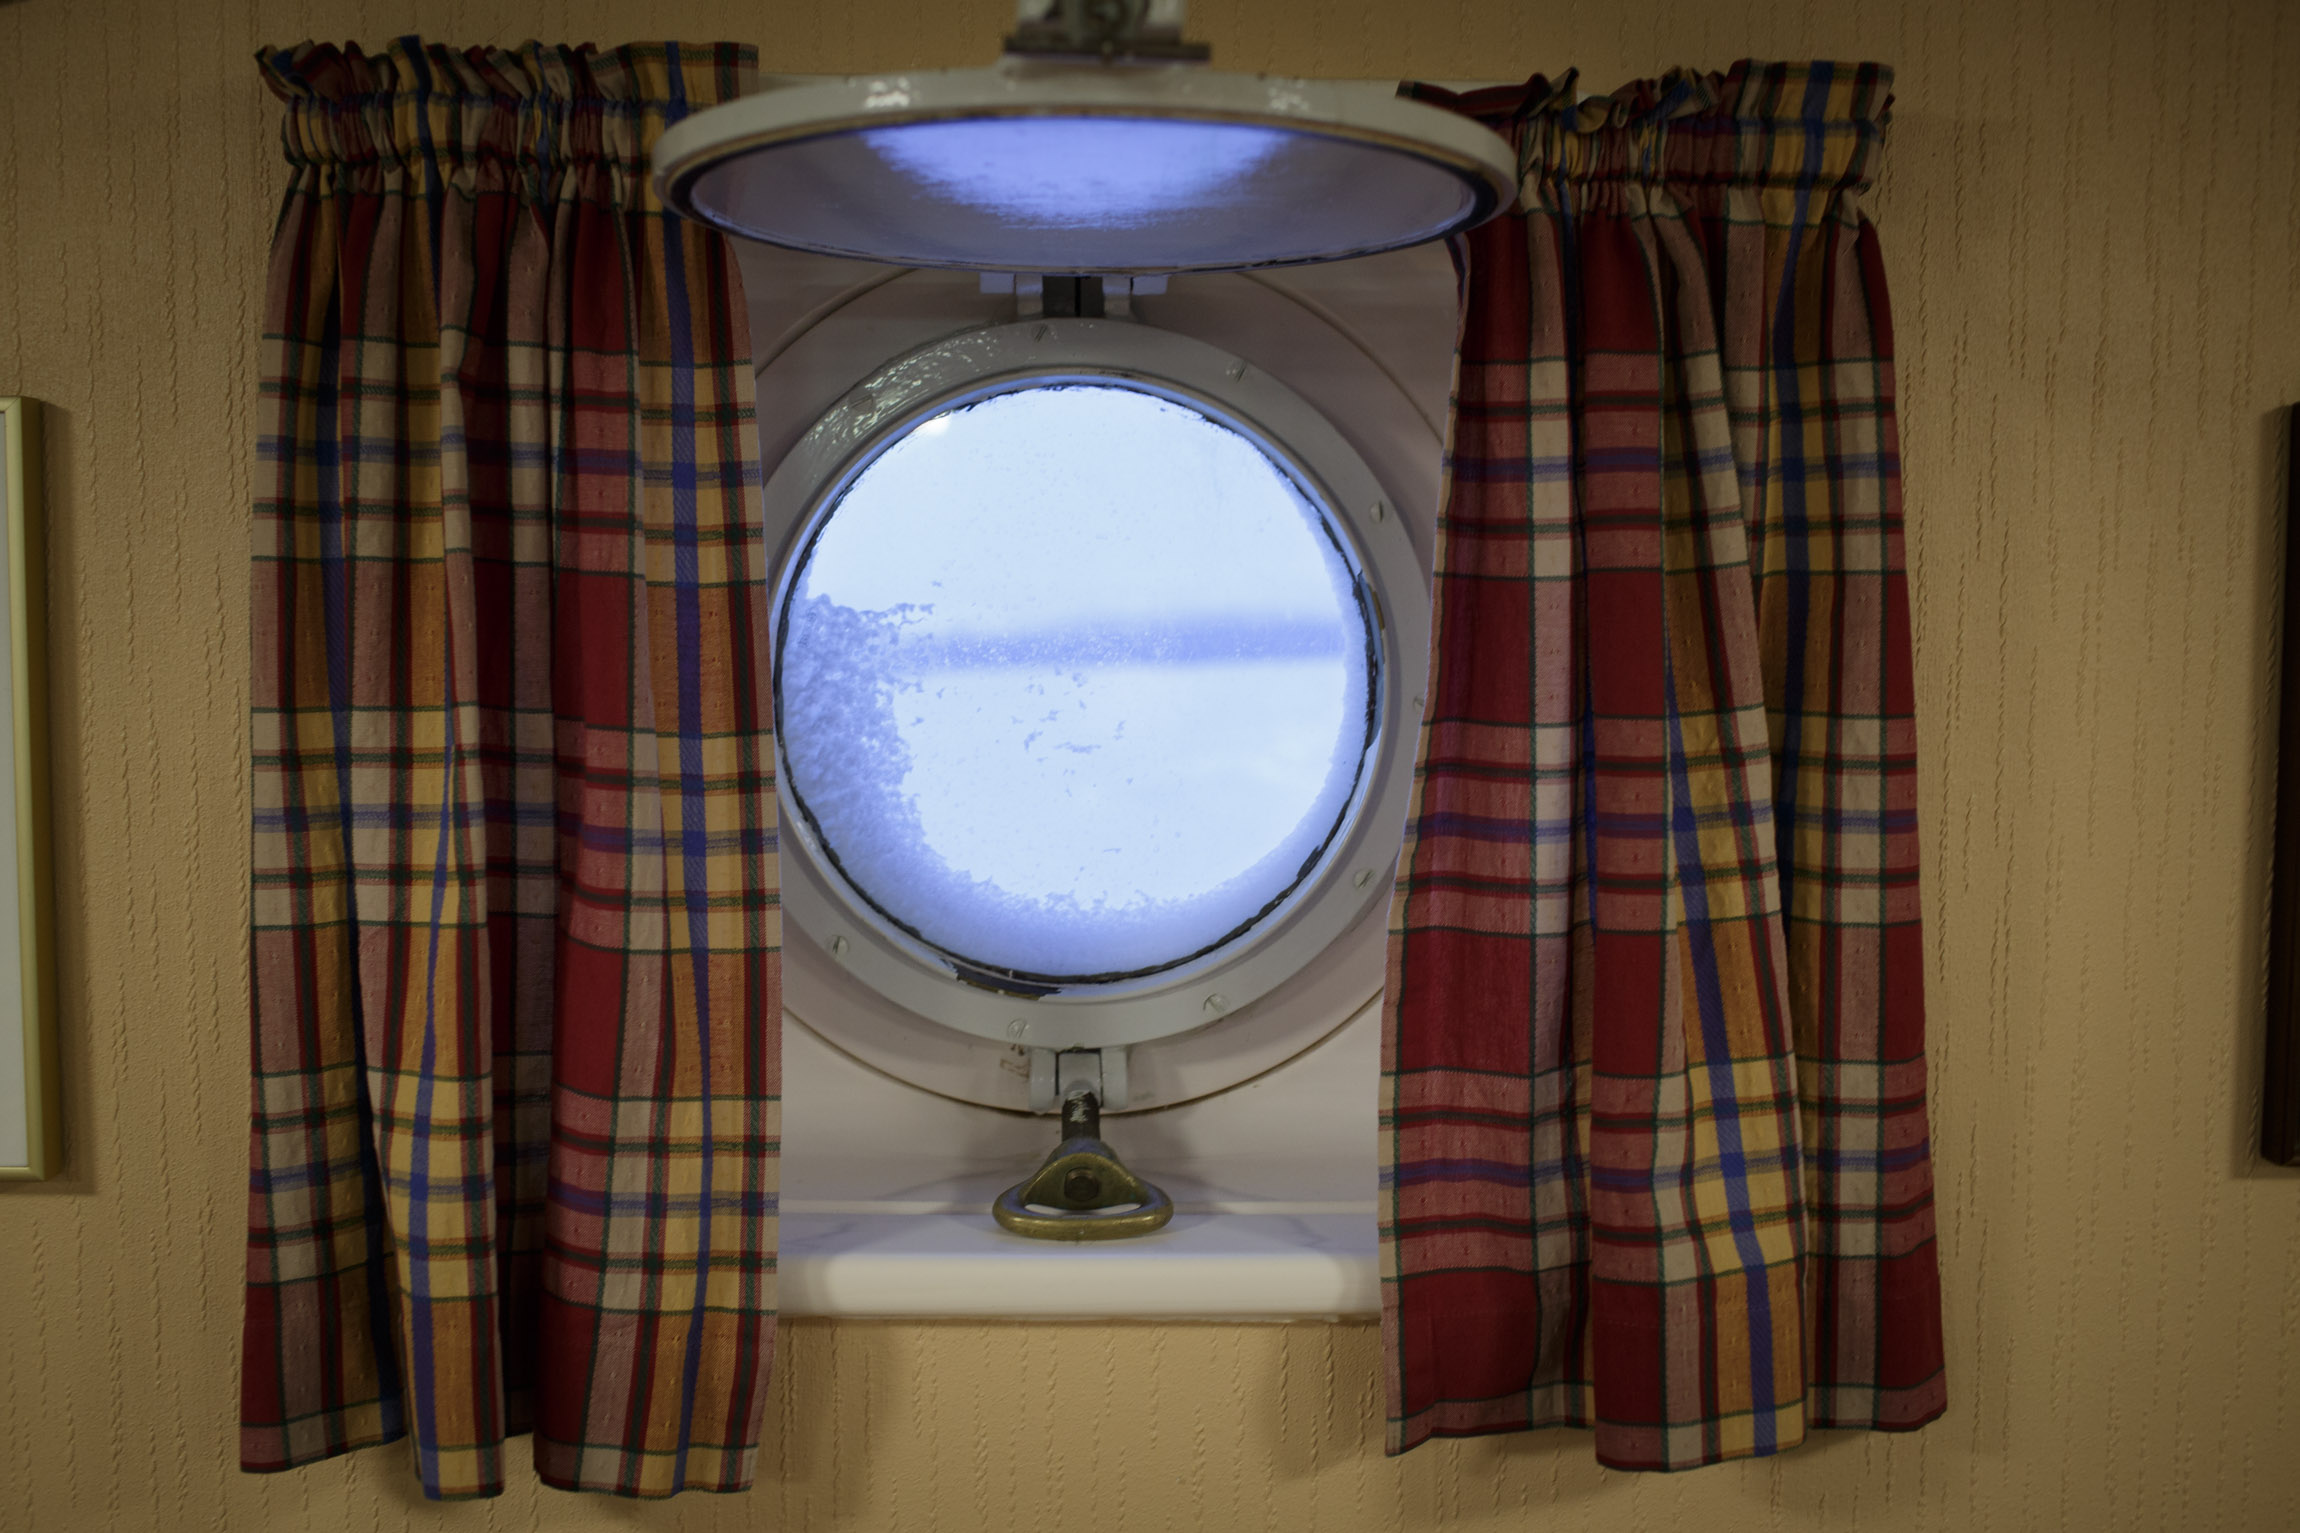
1382 61 1944 1469
241 39 779 1500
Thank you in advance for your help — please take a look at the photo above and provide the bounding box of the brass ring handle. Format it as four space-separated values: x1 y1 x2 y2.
992 1180 1174 1240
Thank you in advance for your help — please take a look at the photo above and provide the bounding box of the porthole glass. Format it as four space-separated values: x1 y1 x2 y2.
776 382 1377 986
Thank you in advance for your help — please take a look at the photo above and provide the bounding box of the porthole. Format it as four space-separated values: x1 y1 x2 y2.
761 317 1429 1057
778 381 1377 991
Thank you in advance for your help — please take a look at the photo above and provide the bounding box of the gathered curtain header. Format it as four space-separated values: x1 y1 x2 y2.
1408 59 1890 205
255 37 756 204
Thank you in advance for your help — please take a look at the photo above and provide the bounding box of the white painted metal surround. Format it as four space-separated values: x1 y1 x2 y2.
740 239 1458 1315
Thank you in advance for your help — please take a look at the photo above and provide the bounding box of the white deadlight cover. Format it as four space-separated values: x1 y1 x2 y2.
652 59 1519 273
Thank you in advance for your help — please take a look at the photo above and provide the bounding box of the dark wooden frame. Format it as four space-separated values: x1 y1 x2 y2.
2266 405 2300 1165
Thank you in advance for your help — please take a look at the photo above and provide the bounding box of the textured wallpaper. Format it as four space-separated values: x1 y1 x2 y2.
2 1 2297 1529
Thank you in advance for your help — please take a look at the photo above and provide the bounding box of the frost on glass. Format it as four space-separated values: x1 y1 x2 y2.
779 384 1373 981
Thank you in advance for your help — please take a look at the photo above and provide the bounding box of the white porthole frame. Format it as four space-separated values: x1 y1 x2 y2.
762 318 1429 1057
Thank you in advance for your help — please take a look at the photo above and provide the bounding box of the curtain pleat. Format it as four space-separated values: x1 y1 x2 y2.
242 37 779 1500
1382 60 1944 1469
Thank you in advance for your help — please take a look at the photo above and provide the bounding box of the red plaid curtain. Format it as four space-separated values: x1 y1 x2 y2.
1383 61 1945 1468
242 39 780 1500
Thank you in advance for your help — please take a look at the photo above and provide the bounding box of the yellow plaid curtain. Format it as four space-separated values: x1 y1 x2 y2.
242 38 781 1500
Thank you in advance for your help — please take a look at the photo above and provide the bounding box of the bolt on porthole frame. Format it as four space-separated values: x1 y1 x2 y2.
759 318 1430 1057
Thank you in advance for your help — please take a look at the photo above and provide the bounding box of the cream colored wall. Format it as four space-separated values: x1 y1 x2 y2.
2 0 2297 1528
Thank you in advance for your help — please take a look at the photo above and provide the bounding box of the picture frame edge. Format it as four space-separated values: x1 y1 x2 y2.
2265 402 2300 1168
0 397 59 1182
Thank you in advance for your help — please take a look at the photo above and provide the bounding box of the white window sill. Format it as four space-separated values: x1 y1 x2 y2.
778 1009 1381 1319
779 1209 1375 1318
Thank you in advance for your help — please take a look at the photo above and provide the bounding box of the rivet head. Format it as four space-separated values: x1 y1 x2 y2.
1203 993 1228 1014
829 935 849 958
1007 1018 1029 1039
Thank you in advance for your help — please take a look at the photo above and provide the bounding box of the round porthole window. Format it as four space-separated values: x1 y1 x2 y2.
762 317 1429 1060
777 383 1376 992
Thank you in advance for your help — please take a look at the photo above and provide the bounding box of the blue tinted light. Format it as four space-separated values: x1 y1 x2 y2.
862 118 1288 230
